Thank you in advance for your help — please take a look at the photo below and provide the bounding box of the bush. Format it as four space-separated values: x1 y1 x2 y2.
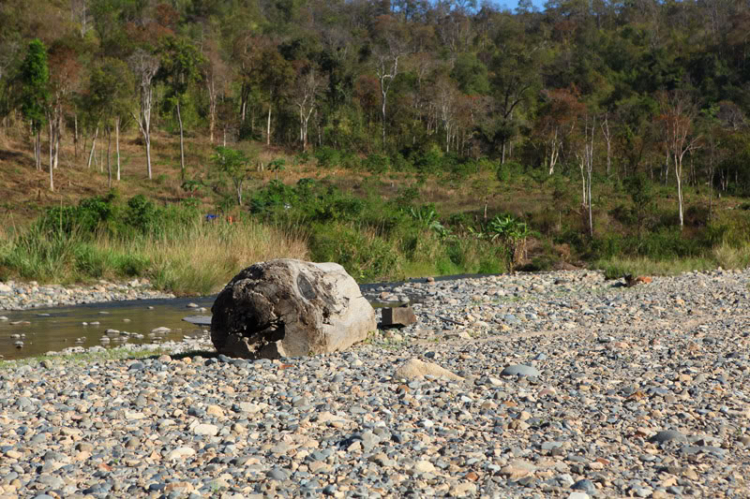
413 145 444 174
363 153 390 174
308 223 401 281
38 193 118 235
314 147 341 168
126 195 159 233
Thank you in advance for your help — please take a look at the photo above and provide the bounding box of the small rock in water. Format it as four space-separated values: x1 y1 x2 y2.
152 327 171 335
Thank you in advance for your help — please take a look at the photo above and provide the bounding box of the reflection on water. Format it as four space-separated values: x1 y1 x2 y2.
0 296 216 361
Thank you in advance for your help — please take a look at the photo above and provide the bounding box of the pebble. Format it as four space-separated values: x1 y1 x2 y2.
0 279 171 311
501 364 540 377
0 269 746 498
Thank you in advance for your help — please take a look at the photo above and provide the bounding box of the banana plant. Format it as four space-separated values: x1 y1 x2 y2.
488 215 531 274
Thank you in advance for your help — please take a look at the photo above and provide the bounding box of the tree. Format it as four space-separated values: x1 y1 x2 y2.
128 49 159 180
574 113 595 237
658 92 701 228
19 39 49 175
254 47 294 147
489 31 542 163
292 65 326 151
47 40 82 177
211 146 253 206
372 15 407 147
433 76 460 153
537 87 584 175
201 36 229 145
89 58 133 186
159 36 204 177
374 43 402 147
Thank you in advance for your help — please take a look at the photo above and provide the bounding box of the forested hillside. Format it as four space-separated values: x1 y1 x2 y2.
3 0 750 290
3 0 750 188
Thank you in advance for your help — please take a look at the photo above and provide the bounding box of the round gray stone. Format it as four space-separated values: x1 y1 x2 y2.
649 430 687 444
501 365 540 377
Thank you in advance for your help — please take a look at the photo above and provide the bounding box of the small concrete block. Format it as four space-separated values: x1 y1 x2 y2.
381 306 417 326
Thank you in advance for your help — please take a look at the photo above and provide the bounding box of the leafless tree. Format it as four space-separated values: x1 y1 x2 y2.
292 68 326 151
374 45 401 147
128 50 160 180
434 77 459 153
659 92 701 228
373 26 407 146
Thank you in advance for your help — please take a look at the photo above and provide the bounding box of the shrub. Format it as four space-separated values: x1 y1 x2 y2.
363 153 390 174
308 223 401 281
126 195 159 233
314 147 341 168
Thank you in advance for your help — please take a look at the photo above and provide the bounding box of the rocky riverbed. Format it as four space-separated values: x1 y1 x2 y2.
2 268 750 498
0 279 174 311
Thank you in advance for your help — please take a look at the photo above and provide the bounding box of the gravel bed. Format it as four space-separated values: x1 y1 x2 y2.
1 268 750 498
0 279 174 311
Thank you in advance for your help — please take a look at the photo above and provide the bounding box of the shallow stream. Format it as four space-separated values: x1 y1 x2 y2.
0 272 495 361
0 295 215 361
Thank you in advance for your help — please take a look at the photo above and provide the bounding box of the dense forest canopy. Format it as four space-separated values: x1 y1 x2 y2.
2 0 750 201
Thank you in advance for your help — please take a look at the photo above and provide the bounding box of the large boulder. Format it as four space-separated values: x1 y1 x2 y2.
211 259 376 358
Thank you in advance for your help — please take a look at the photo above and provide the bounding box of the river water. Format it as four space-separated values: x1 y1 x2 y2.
0 295 216 361
0 272 496 361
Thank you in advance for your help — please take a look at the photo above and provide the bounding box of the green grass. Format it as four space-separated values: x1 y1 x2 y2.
0 216 309 294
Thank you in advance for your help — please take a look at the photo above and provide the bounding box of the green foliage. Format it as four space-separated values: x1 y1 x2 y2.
314 147 341 168
488 215 532 274
363 153 390 174
158 36 204 100
88 58 133 122
308 223 401 282
211 146 254 205
18 39 49 132
451 53 490 95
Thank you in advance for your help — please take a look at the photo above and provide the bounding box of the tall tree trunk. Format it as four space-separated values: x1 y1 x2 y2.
381 92 387 147
53 105 61 169
676 155 684 228
266 101 272 147
548 128 559 175
115 116 121 181
177 100 185 177
106 126 112 188
208 77 216 144
587 166 593 237
236 180 243 206
48 119 54 192
145 135 152 180
48 116 54 174
36 129 42 171
87 127 98 170
74 113 78 161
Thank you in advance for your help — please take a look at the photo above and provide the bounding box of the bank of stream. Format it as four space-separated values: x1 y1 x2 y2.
0 273 467 361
